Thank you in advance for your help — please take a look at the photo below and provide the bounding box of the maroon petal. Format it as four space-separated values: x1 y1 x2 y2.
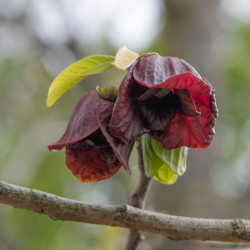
133 55 215 95
48 91 100 151
67 129 118 166
175 89 200 116
109 64 148 143
135 92 178 132
66 146 121 183
157 93 218 149
97 97 134 174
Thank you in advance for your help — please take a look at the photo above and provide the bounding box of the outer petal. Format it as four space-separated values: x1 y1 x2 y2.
48 91 100 151
97 97 134 174
66 147 121 183
68 129 118 165
157 93 218 149
109 64 148 143
133 55 215 95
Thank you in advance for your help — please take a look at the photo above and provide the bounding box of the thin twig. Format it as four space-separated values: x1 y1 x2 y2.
1 180 250 243
125 138 153 250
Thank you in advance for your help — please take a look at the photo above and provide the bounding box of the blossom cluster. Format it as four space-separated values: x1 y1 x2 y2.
49 55 218 183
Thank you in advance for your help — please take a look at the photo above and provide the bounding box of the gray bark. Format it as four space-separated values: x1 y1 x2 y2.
1 180 250 243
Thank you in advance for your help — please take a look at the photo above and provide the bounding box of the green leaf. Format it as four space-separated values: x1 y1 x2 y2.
154 164 179 184
96 85 118 101
151 138 188 175
142 134 188 185
46 55 115 107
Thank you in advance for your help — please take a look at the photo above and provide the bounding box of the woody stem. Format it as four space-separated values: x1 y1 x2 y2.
124 138 153 250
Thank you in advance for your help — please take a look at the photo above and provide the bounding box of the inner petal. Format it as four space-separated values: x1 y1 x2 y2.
68 129 110 150
135 91 178 132
174 89 200 116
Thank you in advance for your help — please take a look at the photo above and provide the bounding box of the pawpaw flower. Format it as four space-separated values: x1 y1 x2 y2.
48 91 134 183
109 55 218 149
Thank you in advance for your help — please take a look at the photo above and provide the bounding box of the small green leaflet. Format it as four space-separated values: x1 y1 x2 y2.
46 55 115 107
142 134 188 185
96 85 118 101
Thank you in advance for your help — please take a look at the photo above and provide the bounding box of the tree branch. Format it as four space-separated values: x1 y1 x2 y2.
1 180 250 243
128 139 152 209
125 139 153 250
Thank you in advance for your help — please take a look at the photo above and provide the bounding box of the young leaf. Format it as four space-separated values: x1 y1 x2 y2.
96 85 118 101
154 164 179 184
112 45 139 71
151 138 188 176
47 55 115 107
142 134 188 185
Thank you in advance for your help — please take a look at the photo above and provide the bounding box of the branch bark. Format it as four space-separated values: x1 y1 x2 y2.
125 139 152 250
1 180 250 244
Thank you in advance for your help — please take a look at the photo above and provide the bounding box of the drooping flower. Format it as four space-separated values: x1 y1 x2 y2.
109 55 218 149
48 91 134 183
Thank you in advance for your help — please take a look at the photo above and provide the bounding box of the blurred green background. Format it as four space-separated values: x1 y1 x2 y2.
1 0 250 249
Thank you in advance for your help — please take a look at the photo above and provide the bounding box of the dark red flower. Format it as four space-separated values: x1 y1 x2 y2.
109 55 218 149
48 91 134 183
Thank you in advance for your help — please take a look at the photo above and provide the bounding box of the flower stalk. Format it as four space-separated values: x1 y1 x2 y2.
125 139 153 250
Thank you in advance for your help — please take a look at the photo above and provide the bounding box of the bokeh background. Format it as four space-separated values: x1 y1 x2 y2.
1 0 250 249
